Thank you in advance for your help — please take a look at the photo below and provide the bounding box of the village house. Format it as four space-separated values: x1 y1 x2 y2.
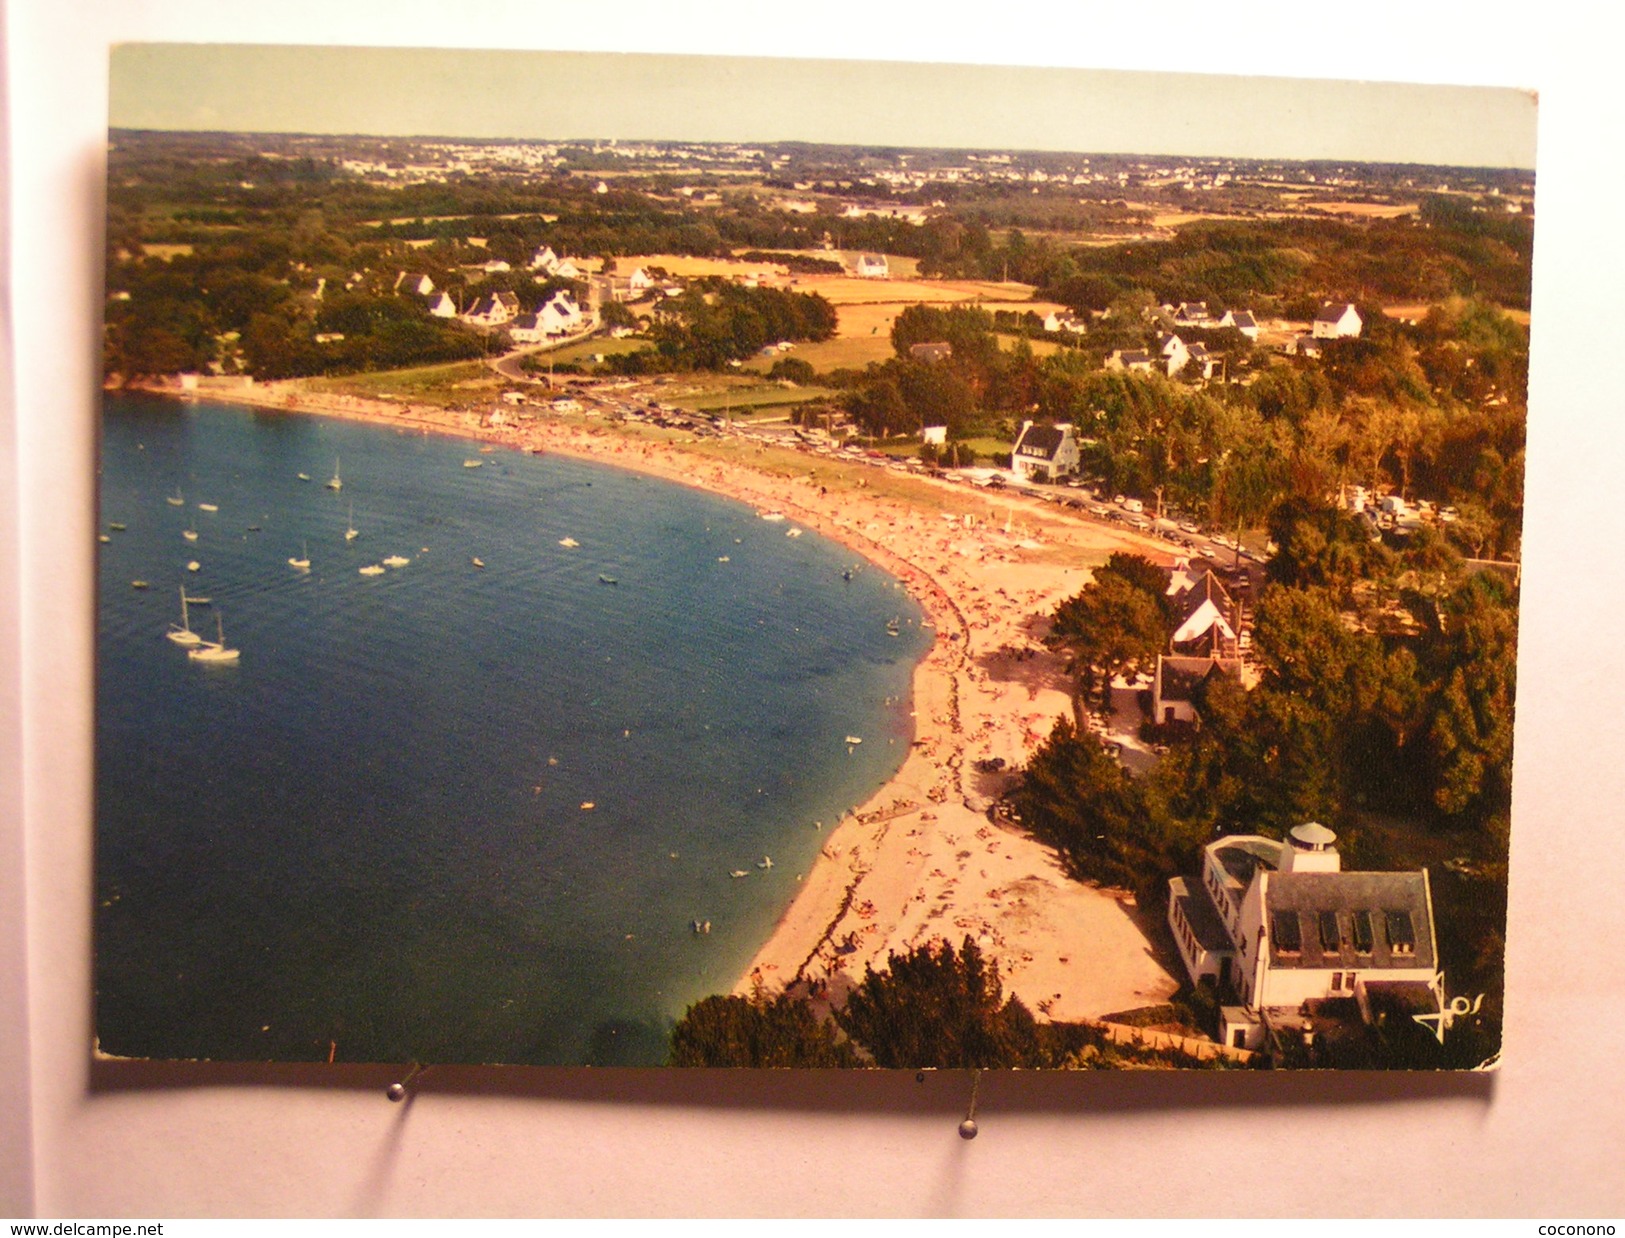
1159 334 1190 377
853 253 890 280
1043 311 1088 336
1167 823 1445 1057
1218 309 1261 340
1286 334 1325 359
463 290 519 327
393 272 435 297
1151 653 1241 727
529 245 559 273
1010 420 1081 483
1170 301 1214 329
1106 349 1156 374
1169 569 1240 656
1184 341 1218 380
426 291 458 319
1312 303 1363 339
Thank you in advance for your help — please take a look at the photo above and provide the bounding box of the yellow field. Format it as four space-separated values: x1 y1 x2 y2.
1307 201 1419 219
142 244 194 260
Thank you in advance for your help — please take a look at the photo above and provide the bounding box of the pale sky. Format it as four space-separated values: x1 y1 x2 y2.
109 45 1537 169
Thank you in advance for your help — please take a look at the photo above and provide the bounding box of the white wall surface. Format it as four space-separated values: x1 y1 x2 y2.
4 0 1625 1219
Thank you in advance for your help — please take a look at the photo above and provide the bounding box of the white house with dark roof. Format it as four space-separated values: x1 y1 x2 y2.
394 272 435 297
1171 301 1213 328
1167 824 1444 1053
1151 653 1240 726
1159 333 1191 377
1106 349 1156 373
537 291 584 336
464 291 520 327
426 291 458 319
1170 569 1238 655
1218 309 1261 340
1011 420 1081 482
1312 303 1363 339
854 253 890 279
529 245 559 273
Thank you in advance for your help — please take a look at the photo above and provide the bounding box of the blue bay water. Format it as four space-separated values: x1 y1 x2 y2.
95 395 928 1065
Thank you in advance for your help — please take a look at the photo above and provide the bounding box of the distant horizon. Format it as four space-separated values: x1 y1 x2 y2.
106 127 1536 175
109 47 1538 171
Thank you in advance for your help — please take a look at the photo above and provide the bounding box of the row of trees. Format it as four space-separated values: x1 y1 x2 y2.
611 279 838 371
669 937 1234 1069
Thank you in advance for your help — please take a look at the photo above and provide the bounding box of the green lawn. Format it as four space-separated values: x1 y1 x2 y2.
306 360 495 405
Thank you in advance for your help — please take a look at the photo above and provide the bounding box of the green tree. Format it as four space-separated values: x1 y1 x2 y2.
668 994 857 1067
834 937 1047 1068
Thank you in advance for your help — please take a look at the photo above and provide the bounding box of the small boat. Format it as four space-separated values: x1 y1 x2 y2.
717 556 730 563
325 459 342 491
382 554 410 568
598 574 618 586
886 618 902 637
130 580 149 590
785 527 803 538
166 587 203 647
186 561 200 573
757 856 773 870
246 525 262 533
558 537 579 548
345 504 359 541
358 564 385 576
471 557 486 569
288 541 310 571
297 473 311 482
98 534 111 544
184 594 211 606
109 523 127 532
166 490 184 507
580 801 596 810
463 459 484 469
188 612 240 663
479 445 495 454
182 528 198 542
197 503 218 513
729 870 749 879
844 735 863 746
760 512 785 522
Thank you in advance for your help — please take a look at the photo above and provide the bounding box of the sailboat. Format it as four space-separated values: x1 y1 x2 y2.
288 541 310 571
166 587 202 647
188 612 240 663
166 489 184 507
325 459 342 491
345 503 359 541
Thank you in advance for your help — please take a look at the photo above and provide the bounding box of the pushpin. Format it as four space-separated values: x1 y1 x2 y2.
387 1061 426 1103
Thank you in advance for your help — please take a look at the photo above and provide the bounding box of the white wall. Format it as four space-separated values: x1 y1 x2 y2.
5 0 1625 1220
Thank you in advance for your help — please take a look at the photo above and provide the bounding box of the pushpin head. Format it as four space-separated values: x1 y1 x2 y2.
387 1082 407 1103
958 1118 978 1140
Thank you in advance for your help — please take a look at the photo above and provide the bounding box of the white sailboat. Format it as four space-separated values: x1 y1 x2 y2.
166 587 202 646
166 489 184 507
325 459 342 491
188 612 240 663
345 503 359 541
289 541 310 570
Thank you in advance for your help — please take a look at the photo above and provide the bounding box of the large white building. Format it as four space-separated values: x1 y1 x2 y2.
1167 823 1445 1055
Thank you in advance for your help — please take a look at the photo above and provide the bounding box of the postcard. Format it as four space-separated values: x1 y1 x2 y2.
95 46 1531 1069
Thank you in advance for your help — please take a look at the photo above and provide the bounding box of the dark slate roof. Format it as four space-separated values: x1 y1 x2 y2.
1015 423 1066 459
512 313 540 330
1157 655 1238 704
1116 349 1153 365
1230 311 1258 329
1170 876 1233 953
1315 302 1357 323
1174 570 1233 629
1264 871 1436 971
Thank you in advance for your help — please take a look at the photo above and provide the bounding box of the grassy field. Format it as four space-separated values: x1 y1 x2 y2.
306 360 495 405
531 337 648 368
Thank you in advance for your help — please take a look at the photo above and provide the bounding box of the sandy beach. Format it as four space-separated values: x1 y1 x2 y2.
139 376 1183 1024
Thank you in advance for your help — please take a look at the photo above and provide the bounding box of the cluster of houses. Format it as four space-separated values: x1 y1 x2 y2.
1100 301 1363 379
390 263 592 342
